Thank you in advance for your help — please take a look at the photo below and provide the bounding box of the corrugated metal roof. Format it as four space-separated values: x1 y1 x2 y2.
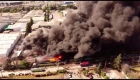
9 36 17 40
1 44 12 49
32 17 44 21
0 49 8 54
0 37 10 41
7 23 27 31
6 40 15 44
0 41 7 45
0 33 21 58
17 18 30 22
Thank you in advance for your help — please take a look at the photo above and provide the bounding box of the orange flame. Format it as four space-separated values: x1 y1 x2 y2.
49 55 62 62
58 56 62 59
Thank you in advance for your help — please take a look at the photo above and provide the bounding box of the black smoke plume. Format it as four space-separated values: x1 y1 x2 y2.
22 1 140 62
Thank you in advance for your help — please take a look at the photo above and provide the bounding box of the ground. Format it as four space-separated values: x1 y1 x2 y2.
131 63 140 71
0 63 103 79
11 73 64 79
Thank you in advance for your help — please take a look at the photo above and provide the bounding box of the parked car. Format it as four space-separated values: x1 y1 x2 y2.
31 68 45 72
80 61 90 67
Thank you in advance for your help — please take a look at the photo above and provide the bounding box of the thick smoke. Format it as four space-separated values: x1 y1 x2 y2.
22 1 140 61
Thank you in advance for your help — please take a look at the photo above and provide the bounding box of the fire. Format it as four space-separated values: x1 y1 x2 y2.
49 55 62 62
58 56 62 59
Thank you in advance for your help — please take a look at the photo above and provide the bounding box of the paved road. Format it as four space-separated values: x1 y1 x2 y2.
51 11 62 21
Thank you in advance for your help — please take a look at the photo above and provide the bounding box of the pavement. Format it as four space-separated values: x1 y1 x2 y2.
51 11 63 22
63 64 102 79
0 64 103 79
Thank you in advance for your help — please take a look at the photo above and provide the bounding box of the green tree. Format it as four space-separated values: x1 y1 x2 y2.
22 6 25 11
20 60 30 68
96 62 102 75
26 22 31 34
113 54 122 71
30 17 34 26
67 4 74 9
58 5 63 12
26 17 33 35
46 9 50 22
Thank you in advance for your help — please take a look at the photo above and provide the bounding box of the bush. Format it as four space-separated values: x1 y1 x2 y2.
46 71 52 76
19 66 26 69
57 69 67 74
32 69 44 72
20 60 30 68
101 71 106 77
9 73 15 77
103 76 109 79
83 70 89 76
51 72 57 75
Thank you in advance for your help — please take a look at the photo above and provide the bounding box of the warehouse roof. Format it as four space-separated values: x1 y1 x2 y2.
23 10 36 18
32 17 44 22
7 22 27 31
17 18 30 23
0 41 7 45
1 44 12 49
0 23 9 30
34 10 44 17
0 33 21 65
5 25 14 30
0 49 8 55
0 37 10 41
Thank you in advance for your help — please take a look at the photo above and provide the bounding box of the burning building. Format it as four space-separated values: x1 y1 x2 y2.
22 1 140 62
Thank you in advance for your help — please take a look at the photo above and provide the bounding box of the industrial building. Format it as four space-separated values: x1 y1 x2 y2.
0 33 21 57
5 23 27 31
31 20 62 30
0 33 21 66
62 1 74 6
17 10 44 23
22 10 36 18
0 13 24 23
0 23 10 32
